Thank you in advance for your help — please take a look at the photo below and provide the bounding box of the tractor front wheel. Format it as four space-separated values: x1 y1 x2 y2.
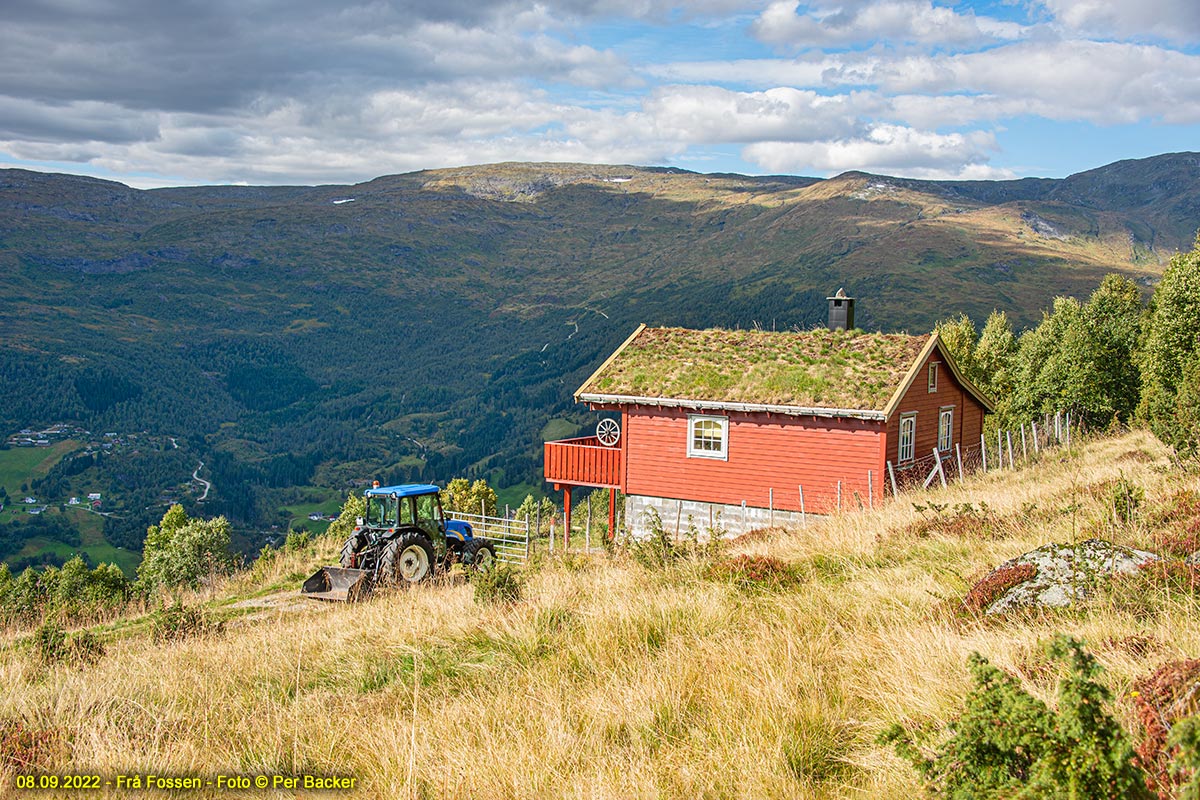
380 533 434 584
463 539 497 572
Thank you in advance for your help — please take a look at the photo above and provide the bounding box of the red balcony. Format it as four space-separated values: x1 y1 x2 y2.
544 436 623 489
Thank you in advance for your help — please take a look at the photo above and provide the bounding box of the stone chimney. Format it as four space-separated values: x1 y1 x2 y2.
826 288 855 330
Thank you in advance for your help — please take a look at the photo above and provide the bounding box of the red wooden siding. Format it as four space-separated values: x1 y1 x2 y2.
544 436 623 488
623 408 885 514
885 342 986 465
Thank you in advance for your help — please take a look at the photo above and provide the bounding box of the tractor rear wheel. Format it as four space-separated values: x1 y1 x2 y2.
379 532 434 584
463 539 497 572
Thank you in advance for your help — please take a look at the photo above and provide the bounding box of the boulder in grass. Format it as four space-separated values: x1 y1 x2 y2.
972 539 1158 615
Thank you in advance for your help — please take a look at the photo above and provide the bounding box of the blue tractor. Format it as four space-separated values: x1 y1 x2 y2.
301 483 496 601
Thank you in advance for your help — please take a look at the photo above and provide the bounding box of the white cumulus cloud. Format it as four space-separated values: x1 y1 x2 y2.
752 0 1026 48
1039 0 1200 42
743 124 1007 178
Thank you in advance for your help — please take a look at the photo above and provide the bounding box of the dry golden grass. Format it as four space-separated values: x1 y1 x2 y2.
4 429 1200 798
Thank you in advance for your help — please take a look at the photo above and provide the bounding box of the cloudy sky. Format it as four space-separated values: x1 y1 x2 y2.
2 0 1198 187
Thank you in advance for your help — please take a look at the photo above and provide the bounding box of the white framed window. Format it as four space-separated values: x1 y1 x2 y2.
899 413 916 463
938 407 954 452
928 362 939 393
687 415 728 459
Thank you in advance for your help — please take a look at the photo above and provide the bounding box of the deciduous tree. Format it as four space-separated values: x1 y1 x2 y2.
440 478 497 518
1140 237 1200 452
137 504 231 593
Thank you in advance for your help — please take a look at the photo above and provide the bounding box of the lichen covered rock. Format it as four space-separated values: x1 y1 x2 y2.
976 539 1158 615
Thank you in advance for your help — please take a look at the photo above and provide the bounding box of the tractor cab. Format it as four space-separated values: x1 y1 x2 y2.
362 484 448 560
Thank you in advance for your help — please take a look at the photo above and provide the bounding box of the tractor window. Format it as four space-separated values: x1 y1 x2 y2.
415 494 436 524
398 497 414 526
366 496 385 526
414 493 443 538
366 495 397 527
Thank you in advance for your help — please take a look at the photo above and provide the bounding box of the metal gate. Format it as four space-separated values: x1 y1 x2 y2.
449 511 530 565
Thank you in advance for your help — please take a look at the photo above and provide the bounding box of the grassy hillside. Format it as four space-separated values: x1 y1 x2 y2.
0 155 1194 561
3 429 1198 797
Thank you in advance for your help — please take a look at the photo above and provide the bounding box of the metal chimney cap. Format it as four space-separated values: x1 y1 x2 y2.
826 287 853 300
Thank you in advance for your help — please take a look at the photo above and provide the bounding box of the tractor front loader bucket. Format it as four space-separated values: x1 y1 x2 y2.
301 566 373 602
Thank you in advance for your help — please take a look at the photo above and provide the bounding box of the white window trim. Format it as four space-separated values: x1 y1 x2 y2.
938 406 954 452
928 361 939 393
899 412 916 463
687 414 728 460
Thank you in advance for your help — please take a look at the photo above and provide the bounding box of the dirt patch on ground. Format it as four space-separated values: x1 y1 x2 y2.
230 591 323 615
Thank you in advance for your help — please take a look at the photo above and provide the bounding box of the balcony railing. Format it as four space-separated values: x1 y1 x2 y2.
544 436 623 489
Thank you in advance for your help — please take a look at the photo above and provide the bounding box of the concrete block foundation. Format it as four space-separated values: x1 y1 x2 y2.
625 494 812 539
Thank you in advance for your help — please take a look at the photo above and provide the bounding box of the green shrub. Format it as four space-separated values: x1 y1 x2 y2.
471 563 524 605
284 529 313 552
1168 717 1200 800
882 636 1151 799
33 621 67 665
627 508 723 570
32 621 104 668
152 600 224 643
1109 476 1144 525
137 505 232 594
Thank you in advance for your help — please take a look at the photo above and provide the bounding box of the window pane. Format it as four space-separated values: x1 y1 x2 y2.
693 419 721 450
689 416 726 456
900 416 915 462
938 410 953 451
416 494 434 521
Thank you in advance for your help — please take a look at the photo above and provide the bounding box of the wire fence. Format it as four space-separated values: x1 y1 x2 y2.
887 409 1074 498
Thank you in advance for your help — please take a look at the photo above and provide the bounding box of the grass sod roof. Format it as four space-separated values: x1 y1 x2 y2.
578 326 932 413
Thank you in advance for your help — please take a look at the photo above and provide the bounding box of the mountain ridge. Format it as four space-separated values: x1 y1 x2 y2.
0 152 1195 560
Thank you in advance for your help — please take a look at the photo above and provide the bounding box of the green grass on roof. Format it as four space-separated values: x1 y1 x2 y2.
584 327 930 410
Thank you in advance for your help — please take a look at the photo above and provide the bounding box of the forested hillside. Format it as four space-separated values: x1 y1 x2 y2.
1 154 1196 560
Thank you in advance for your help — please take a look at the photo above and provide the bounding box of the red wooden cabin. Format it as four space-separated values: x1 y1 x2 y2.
545 298 992 538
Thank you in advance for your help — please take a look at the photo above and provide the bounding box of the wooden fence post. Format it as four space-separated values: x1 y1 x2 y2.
1031 421 1040 454
1007 431 1015 469
935 448 947 488
981 433 988 472
1020 425 1027 459
998 429 1003 470
585 497 592 554
887 461 898 496
955 442 964 483
867 471 873 510
798 485 806 526
837 481 842 512
769 488 774 526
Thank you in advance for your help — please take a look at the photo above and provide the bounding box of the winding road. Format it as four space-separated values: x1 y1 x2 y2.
193 461 212 501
